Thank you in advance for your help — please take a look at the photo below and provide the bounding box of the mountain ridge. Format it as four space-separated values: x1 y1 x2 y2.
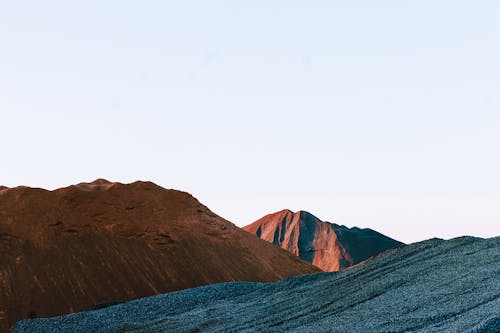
244 209 403 271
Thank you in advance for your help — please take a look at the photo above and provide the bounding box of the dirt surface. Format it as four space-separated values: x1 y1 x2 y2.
244 209 403 271
13 236 500 333
0 180 319 332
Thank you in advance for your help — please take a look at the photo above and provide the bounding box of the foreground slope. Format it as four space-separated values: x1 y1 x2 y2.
0 180 319 332
244 209 403 271
13 236 500 333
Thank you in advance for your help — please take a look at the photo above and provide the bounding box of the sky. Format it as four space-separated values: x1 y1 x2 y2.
0 1 499 243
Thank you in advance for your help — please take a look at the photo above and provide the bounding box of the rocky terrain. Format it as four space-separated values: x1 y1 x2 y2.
0 180 319 332
13 236 500 332
244 209 403 271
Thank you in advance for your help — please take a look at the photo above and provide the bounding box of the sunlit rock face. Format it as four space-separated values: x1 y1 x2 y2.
0 180 319 332
244 209 403 271
12 236 500 333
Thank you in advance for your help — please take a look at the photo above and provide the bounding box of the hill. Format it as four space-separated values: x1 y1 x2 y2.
0 180 319 332
13 236 500 332
244 209 403 271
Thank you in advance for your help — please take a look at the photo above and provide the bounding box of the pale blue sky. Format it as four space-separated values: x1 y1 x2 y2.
1 1 499 242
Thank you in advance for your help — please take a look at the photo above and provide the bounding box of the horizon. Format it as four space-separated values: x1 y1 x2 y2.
0 177 497 244
1 1 499 244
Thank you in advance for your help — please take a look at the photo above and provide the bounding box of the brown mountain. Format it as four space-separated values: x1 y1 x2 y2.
243 209 403 272
0 180 319 332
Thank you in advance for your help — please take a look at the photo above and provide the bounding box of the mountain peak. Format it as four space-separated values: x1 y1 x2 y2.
295 210 321 220
272 209 320 220
244 209 403 271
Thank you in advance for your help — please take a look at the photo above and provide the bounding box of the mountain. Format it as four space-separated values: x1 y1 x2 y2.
13 236 500 332
0 180 319 332
243 209 403 271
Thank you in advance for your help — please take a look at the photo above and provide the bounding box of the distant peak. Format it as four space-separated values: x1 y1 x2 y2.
296 210 315 216
293 210 321 222
0 185 8 190
269 209 321 219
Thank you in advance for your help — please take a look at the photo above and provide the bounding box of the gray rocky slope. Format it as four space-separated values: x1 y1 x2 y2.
13 236 500 333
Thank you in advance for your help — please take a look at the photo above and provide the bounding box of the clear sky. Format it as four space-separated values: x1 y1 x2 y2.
1 1 499 243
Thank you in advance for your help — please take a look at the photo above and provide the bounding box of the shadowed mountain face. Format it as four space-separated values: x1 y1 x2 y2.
13 236 500 333
244 209 403 271
0 180 319 332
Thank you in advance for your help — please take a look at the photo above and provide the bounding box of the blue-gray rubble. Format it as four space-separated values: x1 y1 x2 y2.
13 236 500 332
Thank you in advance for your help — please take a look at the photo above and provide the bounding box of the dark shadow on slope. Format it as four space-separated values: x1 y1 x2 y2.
297 211 318 262
333 224 403 264
279 216 287 244
474 315 500 333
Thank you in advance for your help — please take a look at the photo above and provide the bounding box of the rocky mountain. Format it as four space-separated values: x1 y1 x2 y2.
0 180 319 332
13 236 500 332
243 209 403 271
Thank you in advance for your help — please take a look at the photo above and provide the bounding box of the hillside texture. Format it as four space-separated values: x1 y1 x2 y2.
244 209 403 271
0 180 318 332
13 236 500 332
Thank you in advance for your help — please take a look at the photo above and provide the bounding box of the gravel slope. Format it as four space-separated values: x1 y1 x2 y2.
13 236 500 333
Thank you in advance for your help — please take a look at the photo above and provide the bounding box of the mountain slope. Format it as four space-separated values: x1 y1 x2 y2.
0 180 319 332
244 209 403 271
13 236 500 333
